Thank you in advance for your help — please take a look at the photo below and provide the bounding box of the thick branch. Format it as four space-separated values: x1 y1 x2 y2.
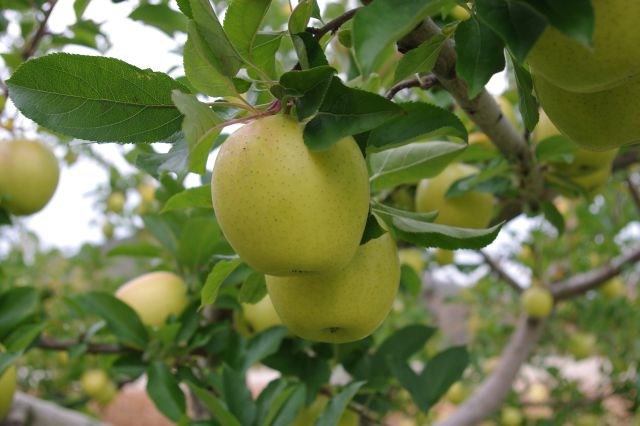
552 245 640 301
397 19 544 211
435 316 546 426
2 392 107 426
480 251 523 292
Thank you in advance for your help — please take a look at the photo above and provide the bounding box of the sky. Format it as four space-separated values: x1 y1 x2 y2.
1 0 519 285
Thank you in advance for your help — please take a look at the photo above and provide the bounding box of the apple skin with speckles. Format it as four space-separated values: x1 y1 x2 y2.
211 114 370 276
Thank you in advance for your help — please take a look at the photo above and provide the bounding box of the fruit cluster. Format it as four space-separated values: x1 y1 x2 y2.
211 115 401 343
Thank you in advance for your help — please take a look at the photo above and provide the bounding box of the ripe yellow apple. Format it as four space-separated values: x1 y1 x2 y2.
107 191 125 213
137 183 155 204
0 352 16 420
533 72 640 151
600 277 625 299
527 0 640 92
211 114 369 276
521 286 554 319
238 294 282 335
445 381 468 405
399 248 425 273
501 406 523 426
0 139 59 215
292 395 358 426
266 233 400 343
115 271 189 326
434 248 454 265
81 369 116 405
567 332 596 360
415 163 493 229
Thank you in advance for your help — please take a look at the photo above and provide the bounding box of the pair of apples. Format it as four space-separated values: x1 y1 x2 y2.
211 115 400 344
528 0 640 151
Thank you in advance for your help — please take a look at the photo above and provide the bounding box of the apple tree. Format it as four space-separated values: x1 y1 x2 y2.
1 0 640 425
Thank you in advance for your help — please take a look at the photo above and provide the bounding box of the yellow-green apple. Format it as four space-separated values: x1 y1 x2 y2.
107 191 125 213
570 166 611 195
399 248 425 273
449 5 470 21
415 163 493 228
468 132 495 150
600 277 625 299
0 349 16 420
521 286 554 319
0 139 59 215
115 271 189 326
527 0 640 92
567 332 596 359
434 248 454 265
501 406 523 426
292 395 358 426
238 294 282 335
533 72 640 151
266 233 399 343
137 182 155 204
81 369 116 405
211 115 369 276
445 381 468 405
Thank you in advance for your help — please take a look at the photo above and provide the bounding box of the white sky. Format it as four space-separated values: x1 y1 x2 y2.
2 0 510 272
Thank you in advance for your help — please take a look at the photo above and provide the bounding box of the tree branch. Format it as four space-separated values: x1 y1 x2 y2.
386 74 438 99
480 251 523 292
36 336 134 354
307 7 362 39
434 316 546 426
626 177 640 213
551 245 640 301
613 147 640 171
22 0 58 60
397 18 544 212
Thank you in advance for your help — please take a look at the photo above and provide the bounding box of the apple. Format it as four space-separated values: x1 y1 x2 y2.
570 166 611 196
567 332 596 360
137 182 155 204
415 163 494 229
0 139 59 215
444 381 468 405
266 233 399 343
434 248 454 265
533 72 640 151
102 222 114 239
390 186 415 211
521 286 554 319
468 132 494 150
600 277 625 299
449 5 470 21
500 406 523 426
523 383 553 420
525 383 549 403
211 114 370 276
527 0 640 92
115 271 189 326
292 395 358 426
0 351 16 420
107 191 125 213
238 294 283 335
399 248 425 273
81 369 116 405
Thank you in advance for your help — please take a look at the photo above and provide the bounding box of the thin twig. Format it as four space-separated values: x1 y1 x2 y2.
22 0 58 60
307 8 362 39
37 337 133 354
480 251 523 293
385 74 438 99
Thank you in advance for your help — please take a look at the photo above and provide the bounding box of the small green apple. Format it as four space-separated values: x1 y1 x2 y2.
0 349 16 420
399 248 425 273
567 332 596 360
291 395 358 426
102 222 114 239
115 271 189 327
239 294 282 335
527 0 640 92
137 182 155 204
600 277 625 299
449 5 470 21
0 139 59 215
501 406 523 426
521 286 554 319
107 191 125 214
211 114 370 276
81 369 116 405
266 233 400 343
444 381 468 405
415 163 494 229
434 248 454 265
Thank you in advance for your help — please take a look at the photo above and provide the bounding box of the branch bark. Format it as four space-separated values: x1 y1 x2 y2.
22 0 58 60
480 251 523 292
434 316 546 426
1 392 107 426
386 74 438 99
397 19 544 212
551 245 640 301
36 336 132 354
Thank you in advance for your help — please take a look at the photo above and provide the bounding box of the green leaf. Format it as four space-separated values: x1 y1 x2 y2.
372 202 438 223
0 352 20 377
177 217 221 271
372 203 502 250
267 384 306 426
353 0 447 75
303 77 402 151
189 0 243 77
184 21 240 98
222 365 256 426
106 242 164 258
129 4 188 37
162 184 213 213
171 91 224 174
77 292 148 349
315 381 365 426
223 0 272 55
371 325 436 379
273 66 335 120
289 0 315 35
238 271 267 304
394 34 447 84
519 0 594 46
141 214 179 255
136 138 190 179
360 212 386 245
510 54 539 130
250 32 284 79
188 383 242 426
369 141 467 190
7 54 187 143
455 17 506 98
241 327 288 373
292 32 328 69
542 199 565 235
365 102 467 151
476 0 546 63
445 160 510 197
200 259 243 308
4 323 45 352
147 362 187 422
535 135 576 163
73 0 91 19
0 286 40 339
